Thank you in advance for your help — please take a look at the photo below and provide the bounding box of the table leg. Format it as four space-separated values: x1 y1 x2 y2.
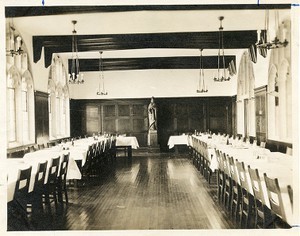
128 146 132 159
174 146 179 155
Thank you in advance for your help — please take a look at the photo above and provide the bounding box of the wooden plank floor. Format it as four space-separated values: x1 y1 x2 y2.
8 150 234 231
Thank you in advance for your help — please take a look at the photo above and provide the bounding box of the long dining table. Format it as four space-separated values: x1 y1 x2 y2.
189 134 294 226
6 134 141 220
7 147 83 202
7 136 109 203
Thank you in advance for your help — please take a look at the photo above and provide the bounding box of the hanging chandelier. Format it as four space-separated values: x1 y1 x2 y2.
256 10 288 50
68 20 84 84
196 49 208 93
6 23 24 57
97 51 108 95
214 16 230 82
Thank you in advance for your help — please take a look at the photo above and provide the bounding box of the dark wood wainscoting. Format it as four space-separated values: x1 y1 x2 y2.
70 97 233 150
70 99 149 146
35 91 49 144
156 97 232 151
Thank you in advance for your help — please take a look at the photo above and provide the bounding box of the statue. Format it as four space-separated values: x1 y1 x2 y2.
148 97 157 130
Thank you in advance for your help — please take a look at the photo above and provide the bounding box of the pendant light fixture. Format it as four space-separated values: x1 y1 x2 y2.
68 20 84 84
214 16 230 82
97 51 108 95
256 10 288 50
196 49 208 93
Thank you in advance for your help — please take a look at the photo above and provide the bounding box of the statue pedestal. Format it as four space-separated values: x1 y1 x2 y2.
148 130 158 147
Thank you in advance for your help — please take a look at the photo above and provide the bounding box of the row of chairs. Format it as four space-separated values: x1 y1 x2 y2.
215 149 292 229
79 136 117 180
8 153 69 229
190 138 214 184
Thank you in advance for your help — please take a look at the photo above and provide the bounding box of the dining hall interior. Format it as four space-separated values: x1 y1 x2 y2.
1 1 300 235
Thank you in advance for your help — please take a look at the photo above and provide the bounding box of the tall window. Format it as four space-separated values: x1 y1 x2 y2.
6 66 34 148
48 56 70 139
7 68 18 143
236 51 256 137
267 19 291 143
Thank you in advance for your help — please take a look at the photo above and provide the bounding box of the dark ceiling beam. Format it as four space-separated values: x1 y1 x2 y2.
33 31 257 67
68 56 236 72
5 4 291 17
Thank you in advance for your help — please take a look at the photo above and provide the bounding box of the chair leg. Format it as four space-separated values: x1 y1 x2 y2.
57 181 63 203
64 183 68 204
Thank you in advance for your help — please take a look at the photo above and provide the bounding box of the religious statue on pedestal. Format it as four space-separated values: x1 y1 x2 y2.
148 96 157 130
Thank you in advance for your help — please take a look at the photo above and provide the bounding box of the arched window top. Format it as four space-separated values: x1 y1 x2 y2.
55 86 63 97
7 65 21 88
278 59 290 83
268 64 278 87
22 70 34 90
51 55 68 87
63 85 69 98
48 78 56 94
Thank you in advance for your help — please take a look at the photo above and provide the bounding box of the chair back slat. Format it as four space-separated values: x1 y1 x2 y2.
228 156 239 183
15 166 32 198
222 153 231 177
47 156 60 184
59 153 69 181
34 161 48 191
248 165 265 204
235 160 249 191
263 173 285 219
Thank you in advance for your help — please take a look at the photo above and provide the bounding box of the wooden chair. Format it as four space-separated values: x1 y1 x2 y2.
43 156 60 208
38 143 45 150
27 161 48 214
28 145 35 153
93 141 102 172
248 166 273 228
264 173 291 228
216 149 225 206
109 136 117 161
236 160 254 228
57 153 69 203
8 166 32 228
229 156 241 224
81 146 94 179
222 153 232 213
203 143 213 184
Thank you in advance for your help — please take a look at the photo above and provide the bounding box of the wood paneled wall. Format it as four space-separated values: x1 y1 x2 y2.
156 97 232 151
70 97 233 150
35 91 49 144
70 99 149 146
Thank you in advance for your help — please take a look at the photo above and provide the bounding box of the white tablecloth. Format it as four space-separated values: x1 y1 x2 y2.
116 136 139 149
23 147 82 180
167 135 189 148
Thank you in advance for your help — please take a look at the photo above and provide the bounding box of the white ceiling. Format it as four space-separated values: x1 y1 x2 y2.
8 8 290 60
12 10 269 36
